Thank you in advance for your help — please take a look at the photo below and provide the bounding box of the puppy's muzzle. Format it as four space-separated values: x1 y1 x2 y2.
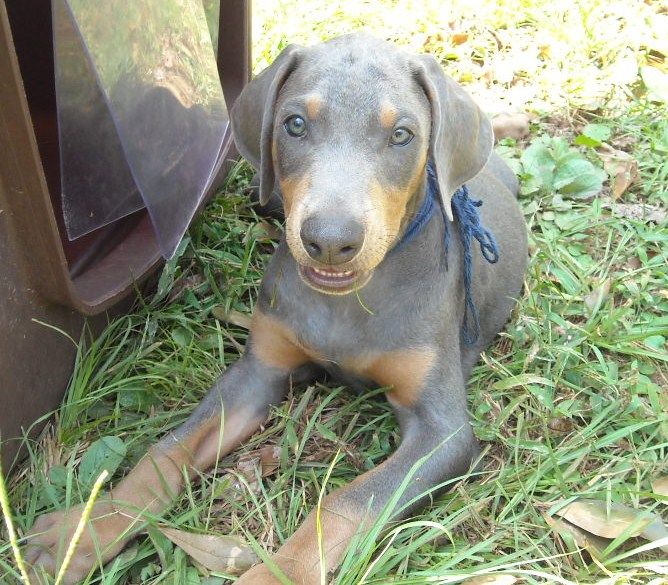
299 215 365 265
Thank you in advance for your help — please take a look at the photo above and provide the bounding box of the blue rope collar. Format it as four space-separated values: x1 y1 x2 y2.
396 160 499 344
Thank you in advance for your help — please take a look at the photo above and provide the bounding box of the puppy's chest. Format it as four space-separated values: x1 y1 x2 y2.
280 304 436 401
290 305 377 365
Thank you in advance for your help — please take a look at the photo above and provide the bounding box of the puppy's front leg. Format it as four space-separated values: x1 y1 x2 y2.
238 353 478 585
25 310 310 585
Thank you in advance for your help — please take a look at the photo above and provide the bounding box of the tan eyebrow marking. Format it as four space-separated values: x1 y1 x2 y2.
380 101 399 129
305 94 323 119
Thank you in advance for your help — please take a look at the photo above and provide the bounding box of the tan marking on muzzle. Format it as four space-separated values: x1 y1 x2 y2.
278 171 310 217
366 153 427 255
280 171 317 268
344 347 436 407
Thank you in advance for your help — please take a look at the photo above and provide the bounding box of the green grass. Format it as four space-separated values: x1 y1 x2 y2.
2 0 667 583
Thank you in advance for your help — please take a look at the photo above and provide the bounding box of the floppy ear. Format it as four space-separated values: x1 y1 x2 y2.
413 54 493 221
230 45 302 205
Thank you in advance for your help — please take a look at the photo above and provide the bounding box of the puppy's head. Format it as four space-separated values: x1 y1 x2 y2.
231 34 492 295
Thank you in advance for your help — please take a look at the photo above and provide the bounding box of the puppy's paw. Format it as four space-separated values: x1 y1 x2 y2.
24 501 133 584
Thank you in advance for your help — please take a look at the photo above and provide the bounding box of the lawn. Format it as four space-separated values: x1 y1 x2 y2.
2 0 667 583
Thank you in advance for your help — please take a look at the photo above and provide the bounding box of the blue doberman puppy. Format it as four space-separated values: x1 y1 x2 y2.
27 34 527 584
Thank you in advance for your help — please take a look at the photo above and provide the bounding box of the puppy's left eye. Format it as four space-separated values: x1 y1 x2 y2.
390 127 414 146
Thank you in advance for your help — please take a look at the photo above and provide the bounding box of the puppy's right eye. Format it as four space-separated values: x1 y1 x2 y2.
285 115 307 137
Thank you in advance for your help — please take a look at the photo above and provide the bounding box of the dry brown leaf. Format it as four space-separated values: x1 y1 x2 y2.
492 112 531 142
234 445 280 485
609 203 666 224
601 197 667 224
237 451 256 476
212 307 253 330
158 526 258 575
612 202 666 223
584 278 611 313
211 472 254 501
259 445 281 477
652 476 668 497
451 32 469 45
461 575 517 585
544 514 609 557
548 417 574 434
555 499 661 540
598 146 639 199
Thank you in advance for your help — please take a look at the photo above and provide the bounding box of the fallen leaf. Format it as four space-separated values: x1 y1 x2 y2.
652 476 668 497
548 417 574 434
601 198 667 224
641 65 668 103
492 112 531 142
461 575 517 585
584 278 611 313
158 526 258 575
259 445 281 477
451 32 469 45
235 457 261 495
544 514 609 557
555 499 664 545
212 308 253 330
598 146 639 199
623 256 641 272
211 472 249 501
234 445 280 482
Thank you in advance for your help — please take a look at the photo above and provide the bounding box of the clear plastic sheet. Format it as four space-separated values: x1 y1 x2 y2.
54 0 229 257
53 0 144 240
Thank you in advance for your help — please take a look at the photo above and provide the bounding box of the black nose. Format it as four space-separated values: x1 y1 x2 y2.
300 216 364 265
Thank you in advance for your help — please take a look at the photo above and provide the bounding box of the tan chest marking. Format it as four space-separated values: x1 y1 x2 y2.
251 310 321 371
252 312 434 406
344 348 436 407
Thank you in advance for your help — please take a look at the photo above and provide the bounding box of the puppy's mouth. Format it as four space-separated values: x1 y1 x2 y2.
298 264 372 295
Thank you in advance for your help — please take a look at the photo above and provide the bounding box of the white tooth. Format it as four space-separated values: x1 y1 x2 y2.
310 267 356 278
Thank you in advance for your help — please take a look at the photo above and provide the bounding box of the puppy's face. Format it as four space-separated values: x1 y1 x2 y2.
231 34 493 297
273 41 431 295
